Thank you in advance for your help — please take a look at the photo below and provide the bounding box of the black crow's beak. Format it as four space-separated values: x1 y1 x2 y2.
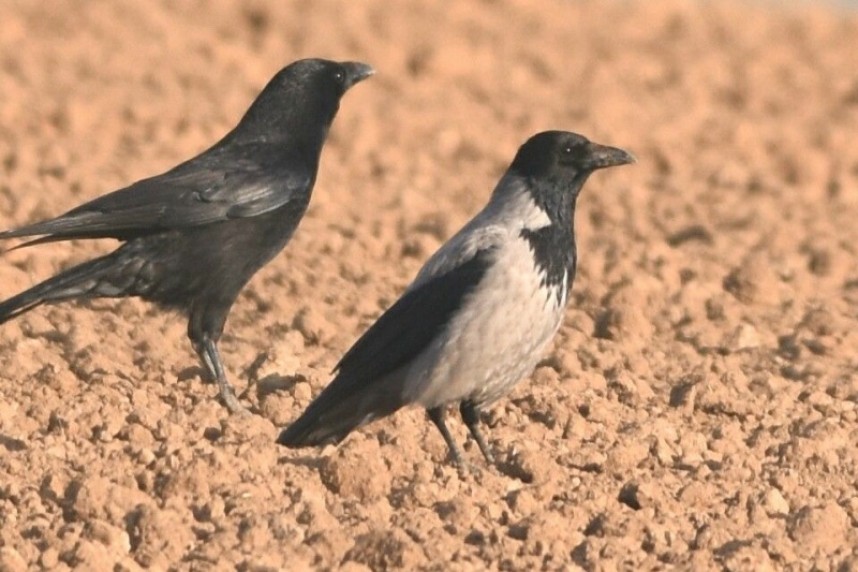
584 143 636 170
340 61 375 90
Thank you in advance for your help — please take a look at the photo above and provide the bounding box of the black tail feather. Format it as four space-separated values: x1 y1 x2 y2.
0 255 119 325
3 234 74 253
277 376 404 448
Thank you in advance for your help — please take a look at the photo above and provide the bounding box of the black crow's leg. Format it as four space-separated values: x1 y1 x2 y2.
459 401 496 465
194 337 248 415
427 407 465 467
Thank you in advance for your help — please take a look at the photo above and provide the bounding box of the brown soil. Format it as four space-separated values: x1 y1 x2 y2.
1 1 858 570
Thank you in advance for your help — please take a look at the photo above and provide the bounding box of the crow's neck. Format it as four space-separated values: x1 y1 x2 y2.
519 175 583 299
228 99 338 156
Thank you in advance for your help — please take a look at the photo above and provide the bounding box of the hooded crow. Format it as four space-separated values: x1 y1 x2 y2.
277 130 634 465
0 58 374 414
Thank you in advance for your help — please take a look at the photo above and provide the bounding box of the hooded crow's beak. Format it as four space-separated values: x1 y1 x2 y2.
340 61 375 90
584 143 636 170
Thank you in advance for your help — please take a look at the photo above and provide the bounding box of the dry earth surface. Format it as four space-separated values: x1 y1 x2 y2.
1 0 858 570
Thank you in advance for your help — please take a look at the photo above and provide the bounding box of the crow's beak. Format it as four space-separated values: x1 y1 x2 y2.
584 143 636 170
340 61 375 89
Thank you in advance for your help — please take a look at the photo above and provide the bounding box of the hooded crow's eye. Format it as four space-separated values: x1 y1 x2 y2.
559 140 588 164
560 144 581 162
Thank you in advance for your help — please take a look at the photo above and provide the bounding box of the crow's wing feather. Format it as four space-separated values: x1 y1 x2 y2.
0 144 311 242
334 246 496 382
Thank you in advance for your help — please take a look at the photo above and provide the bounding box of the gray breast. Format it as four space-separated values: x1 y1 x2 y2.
403 235 567 409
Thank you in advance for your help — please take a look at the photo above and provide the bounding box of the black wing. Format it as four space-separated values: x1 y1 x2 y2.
277 246 497 447
335 246 496 382
0 143 311 243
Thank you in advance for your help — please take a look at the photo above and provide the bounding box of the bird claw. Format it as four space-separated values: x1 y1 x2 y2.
218 380 250 416
451 457 491 481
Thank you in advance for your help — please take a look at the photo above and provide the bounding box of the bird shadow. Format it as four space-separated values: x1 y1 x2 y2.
252 373 304 400
491 449 536 484
276 453 325 470
177 365 207 383
0 434 27 452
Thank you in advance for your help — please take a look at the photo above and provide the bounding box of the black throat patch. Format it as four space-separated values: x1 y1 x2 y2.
520 224 576 303
518 176 581 304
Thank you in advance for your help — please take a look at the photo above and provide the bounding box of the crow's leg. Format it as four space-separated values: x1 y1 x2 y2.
459 400 496 465
427 406 465 467
188 301 249 415
193 336 248 415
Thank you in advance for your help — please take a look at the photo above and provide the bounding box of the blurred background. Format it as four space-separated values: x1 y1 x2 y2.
0 1 856 570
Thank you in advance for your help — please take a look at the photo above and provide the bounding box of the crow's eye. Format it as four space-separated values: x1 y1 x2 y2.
563 146 574 155
334 70 345 83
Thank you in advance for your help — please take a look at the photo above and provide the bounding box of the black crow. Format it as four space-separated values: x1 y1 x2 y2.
0 58 374 413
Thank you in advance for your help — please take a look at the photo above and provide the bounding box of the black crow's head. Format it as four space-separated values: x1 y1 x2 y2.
269 58 375 99
234 58 374 143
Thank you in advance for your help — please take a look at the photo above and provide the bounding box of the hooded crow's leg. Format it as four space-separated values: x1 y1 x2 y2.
427 407 464 466
460 401 495 465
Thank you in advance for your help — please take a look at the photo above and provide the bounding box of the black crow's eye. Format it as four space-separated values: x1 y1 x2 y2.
563 146 573 155
334 70 345 83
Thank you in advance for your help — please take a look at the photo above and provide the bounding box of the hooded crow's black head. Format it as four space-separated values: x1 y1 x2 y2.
510 130 635 187
231 58 374 145
505 130 634 221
